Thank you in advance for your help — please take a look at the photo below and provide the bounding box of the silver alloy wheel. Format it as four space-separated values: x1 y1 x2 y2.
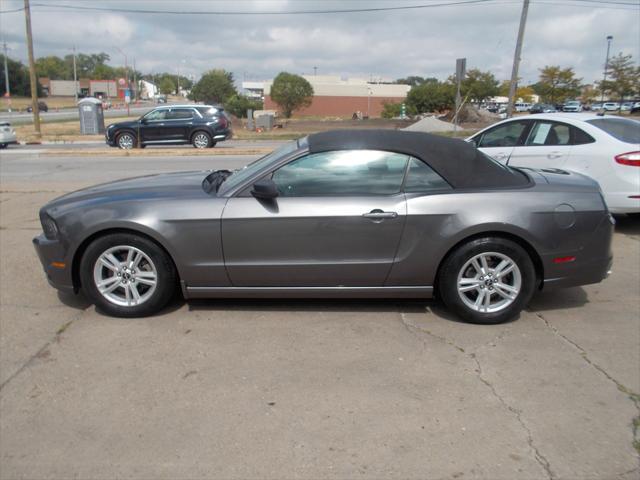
93 245 158 307
117 133 134 149
456 252 522 313
193 132 210 149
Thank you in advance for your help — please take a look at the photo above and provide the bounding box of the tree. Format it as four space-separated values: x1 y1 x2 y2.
224 94 263 118
159 77 176 95
405 78 455 114
598 53 639 106
381 101 402 119
460 68 500 104
269 72 314 118
35 56 69 79
532 66 582 104
0 54 33 97
516 86 535 103
395 76 430 87
189 69 237 105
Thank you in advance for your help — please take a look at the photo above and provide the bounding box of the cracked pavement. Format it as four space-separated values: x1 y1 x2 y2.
1 152 639 479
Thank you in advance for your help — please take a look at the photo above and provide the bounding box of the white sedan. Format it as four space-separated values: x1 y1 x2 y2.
467 113 640 214
0 122 17 148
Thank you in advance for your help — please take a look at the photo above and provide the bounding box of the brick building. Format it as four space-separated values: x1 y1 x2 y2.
260 75 410 118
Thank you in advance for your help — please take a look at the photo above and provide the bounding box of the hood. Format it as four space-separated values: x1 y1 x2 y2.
107 119 139 130
45 171 211 212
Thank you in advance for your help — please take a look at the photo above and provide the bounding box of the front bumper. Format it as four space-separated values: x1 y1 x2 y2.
33 234 74 293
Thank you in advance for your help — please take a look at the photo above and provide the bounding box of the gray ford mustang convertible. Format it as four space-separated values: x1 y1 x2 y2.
34 130 614 324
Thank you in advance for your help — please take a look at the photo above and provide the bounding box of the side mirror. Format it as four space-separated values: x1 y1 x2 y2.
140 117 148 124
251 178 279 199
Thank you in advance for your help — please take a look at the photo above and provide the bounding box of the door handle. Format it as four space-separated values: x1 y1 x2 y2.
547 152 563 159
363 210 398 221
492 153 508 161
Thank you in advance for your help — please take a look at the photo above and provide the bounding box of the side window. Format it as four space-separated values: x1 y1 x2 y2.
571 126 595 145
525 122 571 146
166 108 193 120
272 150 408 196
403 158 451 193
478 121 529 147
143 109 166 121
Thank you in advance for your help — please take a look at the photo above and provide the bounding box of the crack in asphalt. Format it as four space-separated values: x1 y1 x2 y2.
0 307 88 392
535 312 640 462
399 312 554 480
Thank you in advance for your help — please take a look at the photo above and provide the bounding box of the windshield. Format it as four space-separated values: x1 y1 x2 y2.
587 117 640 144
217 138 304 194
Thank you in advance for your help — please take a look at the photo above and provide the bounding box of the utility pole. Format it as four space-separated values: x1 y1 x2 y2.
72 45 78 103
24 0 41 138
506 0 529 118
133 57 137 102
600 35 613 104
115 46 129 115
313 66 317 76
2 41 11 112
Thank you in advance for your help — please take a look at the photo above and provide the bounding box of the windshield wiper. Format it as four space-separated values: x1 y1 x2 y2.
202 169 233 194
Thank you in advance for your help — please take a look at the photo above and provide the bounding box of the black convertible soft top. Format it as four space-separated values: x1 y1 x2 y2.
307 129 529 189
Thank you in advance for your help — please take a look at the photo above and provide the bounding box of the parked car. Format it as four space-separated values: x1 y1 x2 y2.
34 130 614 324
467 113 640 214
631 102 640 115
530 103 557 114
105 104 232 149
621 102 633 112
591 103 603 111
602 102 620 111
562 100 583 112
0 121 17 148
514 102 532 112
25 101 48 113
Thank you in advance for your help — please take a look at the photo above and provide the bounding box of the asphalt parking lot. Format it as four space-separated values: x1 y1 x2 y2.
1 150 639 479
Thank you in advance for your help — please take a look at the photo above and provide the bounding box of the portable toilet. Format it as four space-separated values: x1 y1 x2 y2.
78 97 105 134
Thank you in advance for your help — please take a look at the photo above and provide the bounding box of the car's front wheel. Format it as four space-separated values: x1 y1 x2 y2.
192 131 212 149
116 132 136 150
438 237 536 324
80 233 177 317
0 143 7 149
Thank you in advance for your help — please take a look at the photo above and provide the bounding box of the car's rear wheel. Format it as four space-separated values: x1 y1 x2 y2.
80 233 177 317
116 132 136 150
192 131 212 149
438 237 536 324
0 143 7 149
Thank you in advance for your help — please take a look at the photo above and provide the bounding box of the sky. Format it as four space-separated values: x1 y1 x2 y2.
0 0 639 87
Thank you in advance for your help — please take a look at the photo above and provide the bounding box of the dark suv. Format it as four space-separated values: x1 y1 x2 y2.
105 105 232 149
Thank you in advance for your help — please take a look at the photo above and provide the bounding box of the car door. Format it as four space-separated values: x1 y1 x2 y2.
138 109 167 142
221 149 409 287
507 120 573 169
474 119 531 164
164 108 195 142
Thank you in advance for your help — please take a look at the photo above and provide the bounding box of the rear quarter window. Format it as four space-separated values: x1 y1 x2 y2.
586 117 640 144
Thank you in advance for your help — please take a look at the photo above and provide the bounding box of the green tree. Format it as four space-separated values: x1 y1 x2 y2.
269 72 314 118
189 69 236 105
0 54 33 97
381 101 402 119
35 56 69 79
532 66 582 104
405 78 455 114
224 94 263 118
159 77 176 95
598 53 639 106
460 68 500 104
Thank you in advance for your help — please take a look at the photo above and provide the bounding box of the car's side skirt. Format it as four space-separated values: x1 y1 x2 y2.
183 284 433 299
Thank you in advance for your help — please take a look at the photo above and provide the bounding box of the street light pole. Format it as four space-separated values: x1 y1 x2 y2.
600 35 613 104
506 0 530 119
24 0 41 138
115 46 129 115
2 41 11 111
72 45 78 103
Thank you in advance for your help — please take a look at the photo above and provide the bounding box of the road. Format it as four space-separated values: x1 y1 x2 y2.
1 151 639 479
0 104 153 125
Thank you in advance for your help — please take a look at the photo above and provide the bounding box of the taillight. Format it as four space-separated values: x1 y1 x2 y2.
615 151 640 166
217 116 228 128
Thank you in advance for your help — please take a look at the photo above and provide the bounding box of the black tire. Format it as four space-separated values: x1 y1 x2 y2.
208 141 217 148
438 237 536 324
0 143 7 149
80 232 177 317
116 131 136 150
192 131 212 149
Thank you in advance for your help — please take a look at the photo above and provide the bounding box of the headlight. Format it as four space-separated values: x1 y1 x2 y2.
40 211 59 240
